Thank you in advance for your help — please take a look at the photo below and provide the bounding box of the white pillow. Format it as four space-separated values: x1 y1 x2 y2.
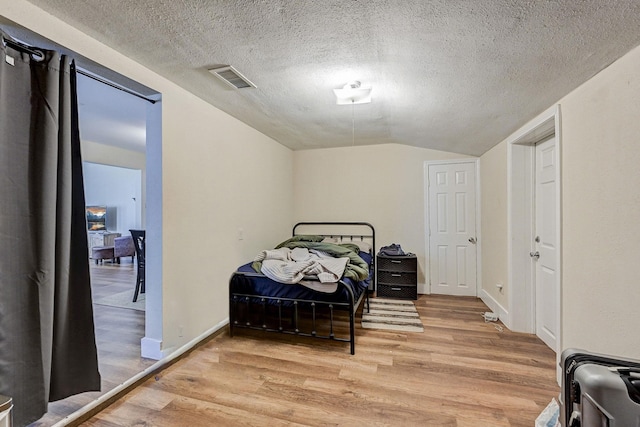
322 237 371 253
322 236 340 244
347 240 372 253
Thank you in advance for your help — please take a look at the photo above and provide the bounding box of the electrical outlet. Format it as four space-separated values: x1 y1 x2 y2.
178 325 184 337
237 228 244 240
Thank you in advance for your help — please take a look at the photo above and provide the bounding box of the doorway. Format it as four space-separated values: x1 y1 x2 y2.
534 136 559 350
507 105 562 352
76 66 164 359
83 162 143 232
0 18 165 425
425 159 480 296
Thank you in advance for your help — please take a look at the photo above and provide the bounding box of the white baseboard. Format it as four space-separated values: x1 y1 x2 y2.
54 319 230 426
140 337 166 360
480 289 510 329
141 318 229 360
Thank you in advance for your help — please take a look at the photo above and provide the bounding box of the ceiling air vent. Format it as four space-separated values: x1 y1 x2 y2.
208 65 256 89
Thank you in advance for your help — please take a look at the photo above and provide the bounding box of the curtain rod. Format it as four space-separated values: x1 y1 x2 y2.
76 69 157 104
2 36 157 104
2 36 44 60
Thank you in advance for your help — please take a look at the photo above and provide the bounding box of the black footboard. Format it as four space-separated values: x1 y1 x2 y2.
229 272 368 355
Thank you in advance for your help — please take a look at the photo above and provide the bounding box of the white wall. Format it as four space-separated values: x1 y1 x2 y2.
83 162 142 233
1 0 294 355
559 44 640 358
81 140 147 228
161 89 293 350
479 142 508 309
81 140 146 169
480 43 640 359
294 144 471 294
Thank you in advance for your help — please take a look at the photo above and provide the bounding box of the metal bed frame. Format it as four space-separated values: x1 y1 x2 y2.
229 222 375 354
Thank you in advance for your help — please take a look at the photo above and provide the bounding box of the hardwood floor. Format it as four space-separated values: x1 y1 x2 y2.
81 295 559 427
31 259 154 427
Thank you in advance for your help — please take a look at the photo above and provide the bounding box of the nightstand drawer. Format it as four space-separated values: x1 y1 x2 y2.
377 284 417 300
378 271 417 285
377 257 416 272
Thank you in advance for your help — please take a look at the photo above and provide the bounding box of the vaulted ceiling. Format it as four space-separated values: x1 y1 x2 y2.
18 1 640 155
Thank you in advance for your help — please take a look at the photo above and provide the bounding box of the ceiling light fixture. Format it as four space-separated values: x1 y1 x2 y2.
333 80 372 105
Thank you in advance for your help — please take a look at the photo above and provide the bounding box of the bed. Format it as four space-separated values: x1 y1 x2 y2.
229 222 375 354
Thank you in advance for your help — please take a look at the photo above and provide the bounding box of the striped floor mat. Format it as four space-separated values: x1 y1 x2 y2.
361 298 424 333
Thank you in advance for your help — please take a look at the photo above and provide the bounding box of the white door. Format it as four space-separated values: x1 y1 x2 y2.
428 162 477 296
534 136 558 350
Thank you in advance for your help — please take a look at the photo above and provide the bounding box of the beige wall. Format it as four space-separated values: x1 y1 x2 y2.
479 142 508 309
2 0 294 353
81 140 146 170
161 90 293 348
480 43 640 359
560 44 640 357
294 144 470 294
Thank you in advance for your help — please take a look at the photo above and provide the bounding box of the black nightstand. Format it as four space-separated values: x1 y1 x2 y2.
376 254 418 300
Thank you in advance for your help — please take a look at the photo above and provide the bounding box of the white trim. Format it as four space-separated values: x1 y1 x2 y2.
475 159 483 298
422 162 431 295
418 161 431 295
480 289 509 323
555 107 563 358
507 104 562 356
53 319 230 427
140 337 165 360
144 99 164 358
423 158 481 297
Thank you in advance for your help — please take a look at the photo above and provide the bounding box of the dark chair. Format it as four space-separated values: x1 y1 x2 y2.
129 229 145 302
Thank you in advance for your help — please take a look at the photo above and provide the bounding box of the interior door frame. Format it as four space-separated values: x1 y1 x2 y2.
507 105 562 354
423 158 482 296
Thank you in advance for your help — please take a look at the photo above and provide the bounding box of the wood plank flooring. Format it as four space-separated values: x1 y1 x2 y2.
81 295 560 426
31 259 154 427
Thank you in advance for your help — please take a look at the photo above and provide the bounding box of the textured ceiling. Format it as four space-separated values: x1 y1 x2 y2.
19 0 640 155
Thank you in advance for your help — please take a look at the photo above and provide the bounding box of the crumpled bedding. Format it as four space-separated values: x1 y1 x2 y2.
251 235 370 292
254 247 349 285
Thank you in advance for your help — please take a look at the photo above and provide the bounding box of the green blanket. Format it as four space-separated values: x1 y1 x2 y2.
252 235 369 281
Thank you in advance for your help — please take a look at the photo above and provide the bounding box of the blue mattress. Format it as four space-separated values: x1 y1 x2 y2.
231 251 372 307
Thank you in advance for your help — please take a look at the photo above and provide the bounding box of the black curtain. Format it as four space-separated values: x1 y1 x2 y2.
0 33 100 426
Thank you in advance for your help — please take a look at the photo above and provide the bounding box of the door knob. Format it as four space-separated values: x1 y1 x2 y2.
530 251 540 259
468 237 477 244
